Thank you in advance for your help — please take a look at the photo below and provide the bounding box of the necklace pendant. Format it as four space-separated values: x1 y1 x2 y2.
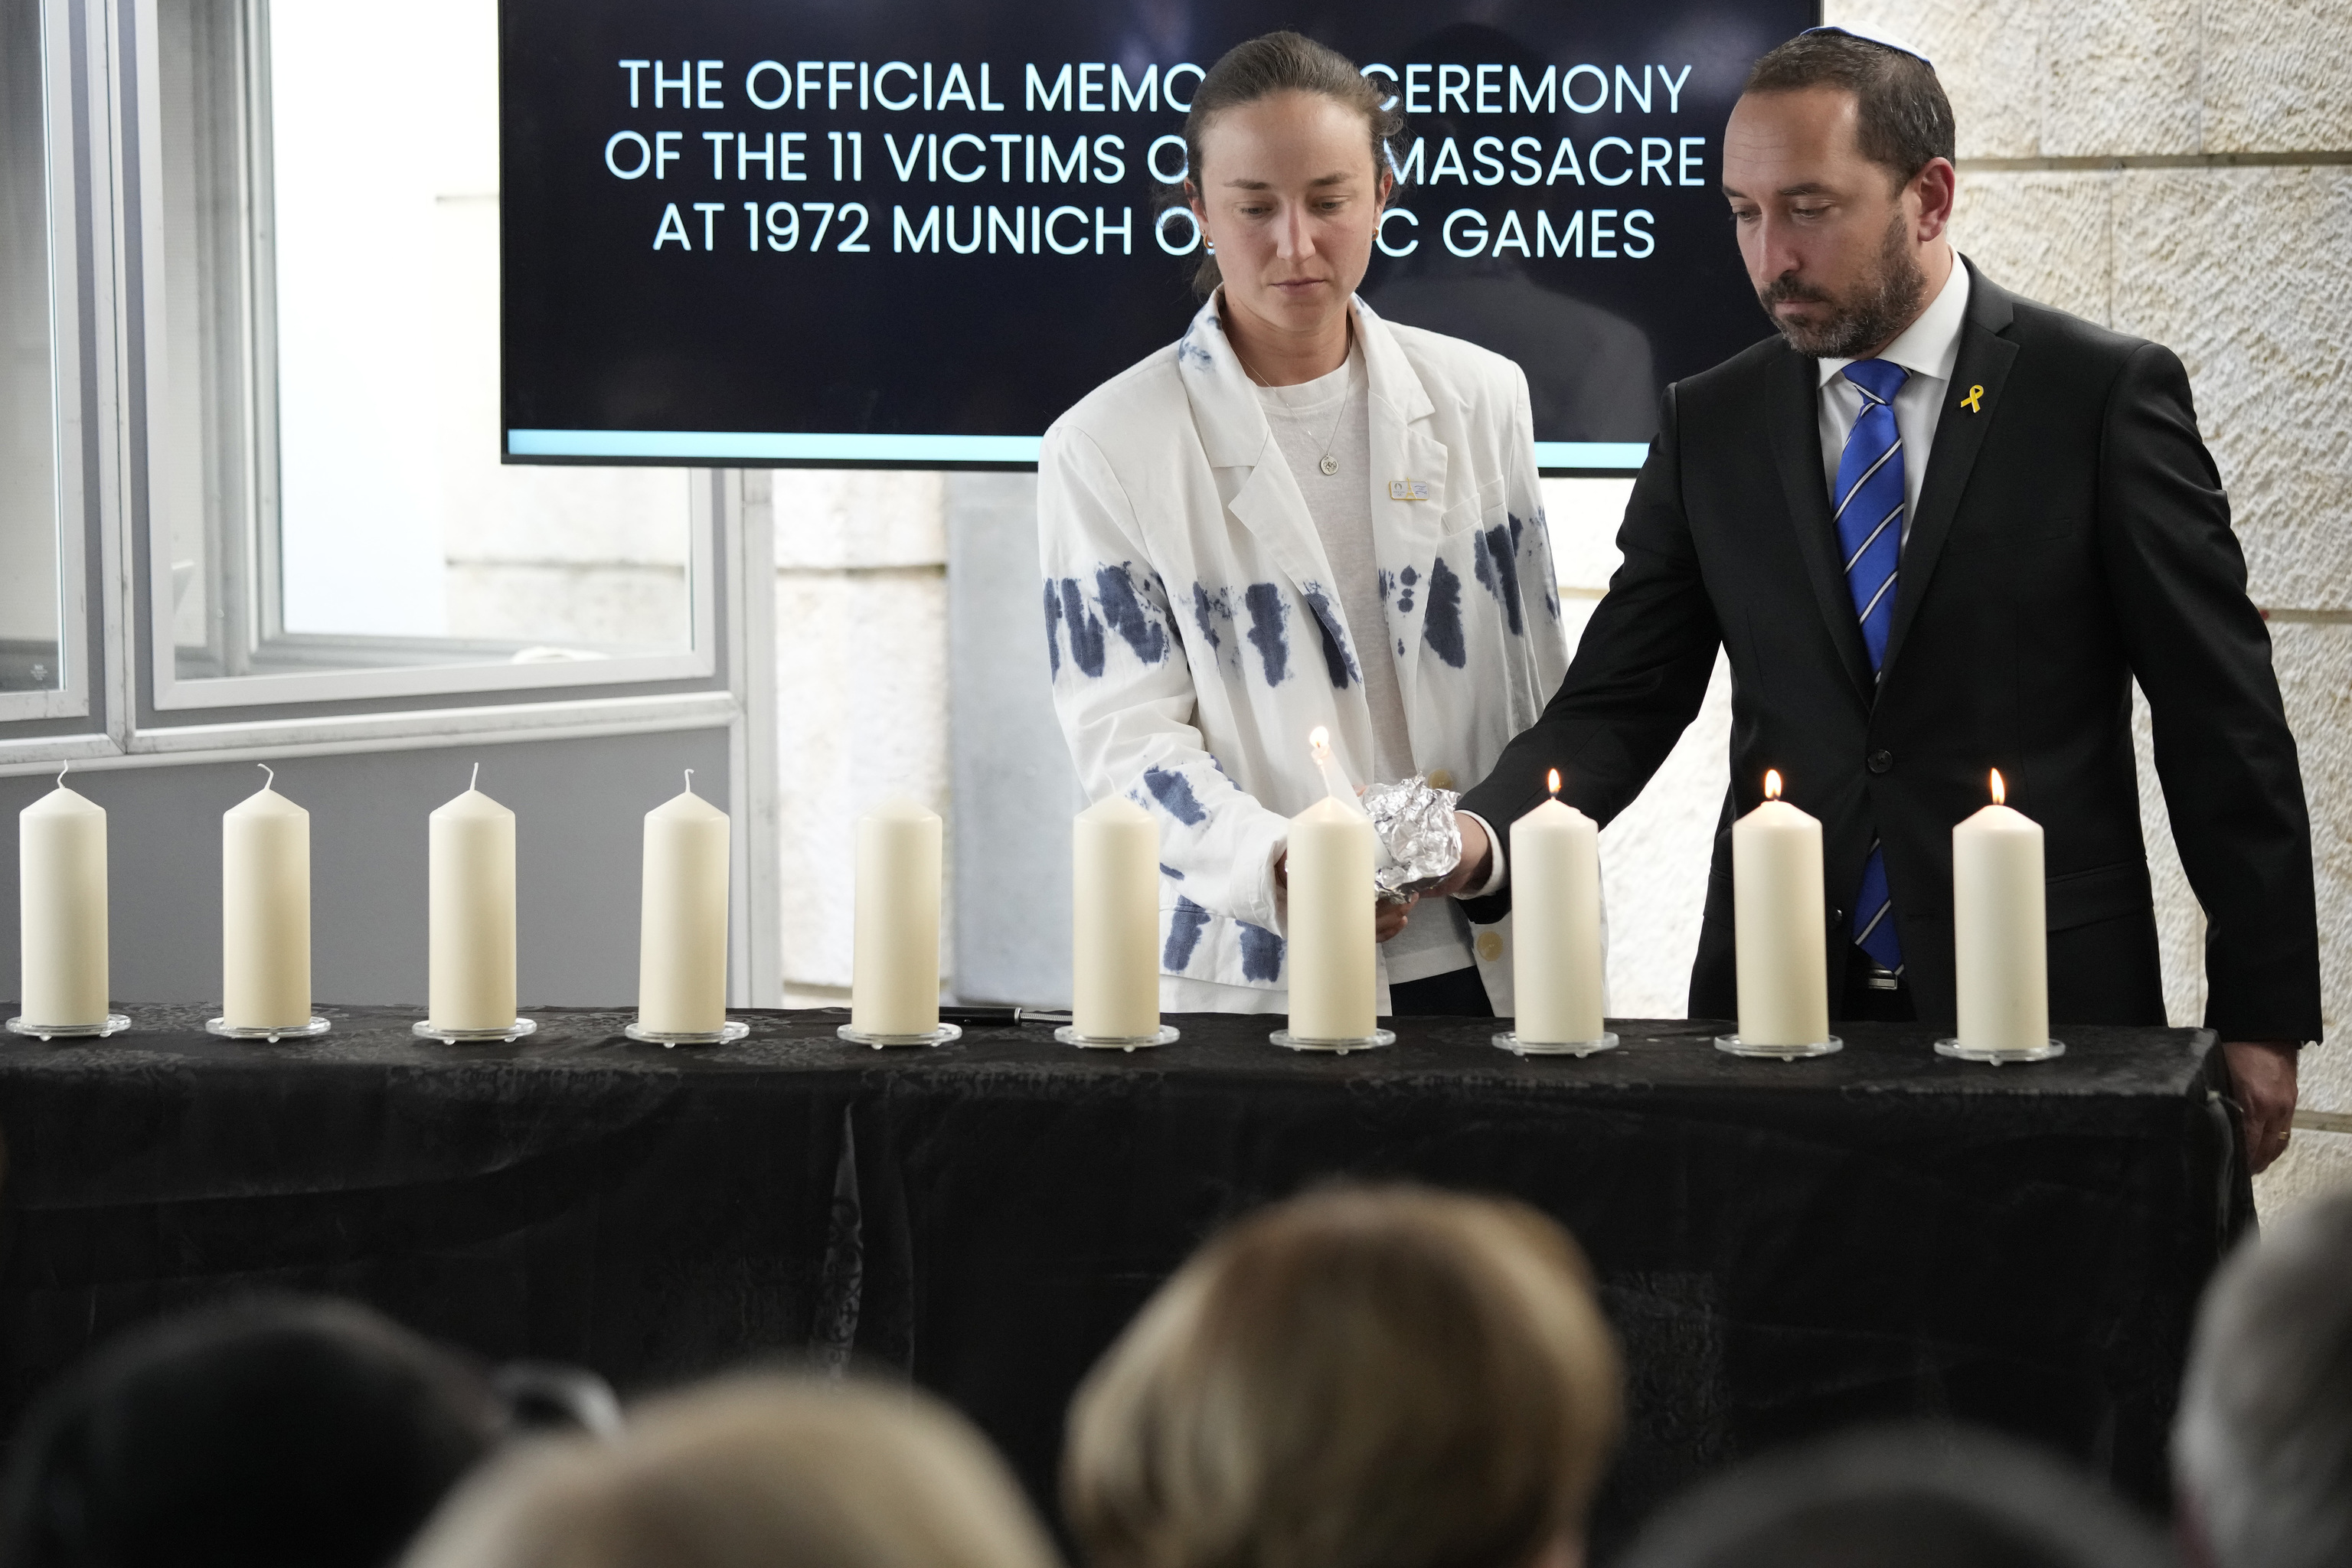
1318 455 1340 476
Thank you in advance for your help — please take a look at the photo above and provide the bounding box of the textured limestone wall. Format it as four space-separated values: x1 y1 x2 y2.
1830 0 2352 1212
768 471 950 996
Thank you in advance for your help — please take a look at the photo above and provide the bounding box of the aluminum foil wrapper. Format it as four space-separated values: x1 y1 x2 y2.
1362 776 1462 900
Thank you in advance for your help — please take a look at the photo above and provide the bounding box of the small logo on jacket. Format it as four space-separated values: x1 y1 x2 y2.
1388 479 1432 501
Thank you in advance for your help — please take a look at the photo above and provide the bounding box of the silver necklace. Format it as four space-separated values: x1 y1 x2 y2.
1239 348 1354 476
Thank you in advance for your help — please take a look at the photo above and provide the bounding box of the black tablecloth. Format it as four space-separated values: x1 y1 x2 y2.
0 1007 2250 1553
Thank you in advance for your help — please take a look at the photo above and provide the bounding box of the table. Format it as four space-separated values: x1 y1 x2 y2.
0 1007 2249 1554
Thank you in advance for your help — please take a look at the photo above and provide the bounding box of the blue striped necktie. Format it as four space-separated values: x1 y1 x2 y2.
1835 358 1907 976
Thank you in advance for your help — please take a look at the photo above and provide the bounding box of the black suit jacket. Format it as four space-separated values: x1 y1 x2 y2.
1462 260 2321 1038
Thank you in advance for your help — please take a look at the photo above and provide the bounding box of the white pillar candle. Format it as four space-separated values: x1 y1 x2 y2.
1953 769 2049 1053
1287 730 1377 1039
639 771 729 1034
222 766 310 1029
20 775 108 1028
851 796 942 1037
1512 771 1604 1044
1072 795 1159 1039
428 766 517 1031
1733 770 1830 1047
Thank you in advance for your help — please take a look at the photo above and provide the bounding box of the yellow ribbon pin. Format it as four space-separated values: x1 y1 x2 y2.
1961 384 1985 413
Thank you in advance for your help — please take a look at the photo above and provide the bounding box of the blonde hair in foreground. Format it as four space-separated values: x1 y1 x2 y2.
1063 1185 1623 1568
400 1374 1063 1568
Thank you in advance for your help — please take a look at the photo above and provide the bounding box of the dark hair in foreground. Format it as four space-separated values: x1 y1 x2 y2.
2174 1189 2352 1568
0 1296 499 1568
1615 1423 2170 1568
1063 1184 1622 1568
1743 31 1955 188
1176 31 1402 296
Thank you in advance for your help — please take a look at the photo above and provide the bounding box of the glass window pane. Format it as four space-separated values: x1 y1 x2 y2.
0 0 60 696
155 0 697 687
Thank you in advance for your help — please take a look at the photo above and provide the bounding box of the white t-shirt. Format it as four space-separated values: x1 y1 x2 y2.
1257 347 1475 984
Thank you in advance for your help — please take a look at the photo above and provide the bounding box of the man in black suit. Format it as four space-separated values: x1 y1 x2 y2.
1433 27 2316 1168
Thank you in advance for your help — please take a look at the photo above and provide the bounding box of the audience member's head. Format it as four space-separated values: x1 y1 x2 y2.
0 1295 501 1568
1614 1423 2171 1568
1062 1184 1622 1568
2174 1188 2352 1568
402 1374 1060 1568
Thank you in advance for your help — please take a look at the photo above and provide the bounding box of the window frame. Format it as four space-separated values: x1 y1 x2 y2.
0 0 94 727
122 0 718 721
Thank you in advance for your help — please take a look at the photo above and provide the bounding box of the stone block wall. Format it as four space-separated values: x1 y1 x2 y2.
1830 0 2352 1210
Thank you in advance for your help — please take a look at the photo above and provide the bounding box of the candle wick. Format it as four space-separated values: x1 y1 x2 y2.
684 768 694 795
257 763 273 791
54 760 67 788
469 762 480 792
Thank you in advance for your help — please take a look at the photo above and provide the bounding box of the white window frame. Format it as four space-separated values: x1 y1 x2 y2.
121 0 717 718
0 0 94 725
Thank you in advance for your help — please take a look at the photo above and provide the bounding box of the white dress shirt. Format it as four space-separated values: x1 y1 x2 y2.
1816 251 1970 544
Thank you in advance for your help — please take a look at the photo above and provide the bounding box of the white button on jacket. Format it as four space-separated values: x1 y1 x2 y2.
1039 292 1570 1014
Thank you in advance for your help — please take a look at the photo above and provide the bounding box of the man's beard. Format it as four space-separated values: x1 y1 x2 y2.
1757 210 1926 358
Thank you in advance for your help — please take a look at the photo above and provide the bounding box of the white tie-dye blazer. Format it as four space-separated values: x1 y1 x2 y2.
1038 292 1570 1014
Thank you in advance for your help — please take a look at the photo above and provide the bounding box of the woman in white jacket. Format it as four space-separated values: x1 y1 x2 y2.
1039 32 1568 1018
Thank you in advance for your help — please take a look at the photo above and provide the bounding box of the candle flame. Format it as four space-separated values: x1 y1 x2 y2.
469 761 480 792
1764 769 1782 801
1547 767 1561 796
684 767 695 795
1308 725 1331 762
257 763 274 791
1990 767 2005 806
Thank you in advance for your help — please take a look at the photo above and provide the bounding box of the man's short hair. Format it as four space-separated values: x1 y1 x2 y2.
1743 31 1957 188
1615 1423 2170 1568
2175 1190 2352 1568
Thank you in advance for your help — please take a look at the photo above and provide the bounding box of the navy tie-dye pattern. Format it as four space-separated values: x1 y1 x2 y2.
1159 864 1184 880
1397 563 1417 613
1299 584 1359 689
1238 922 1284 982
1043 581 1063 678
1421 557 1466 668
1164 897 1212 970
1096 564 1169 665
1483 524 1524 635
1378 568 1395 603
1142 766 1208 826
1057 578 1106 678
1243 583 1289 685
1191 583 1223 651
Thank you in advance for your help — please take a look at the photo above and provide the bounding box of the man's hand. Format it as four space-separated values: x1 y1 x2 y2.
1423 813 1494 900
1276 851 1417 942
2223 1040 2299 1174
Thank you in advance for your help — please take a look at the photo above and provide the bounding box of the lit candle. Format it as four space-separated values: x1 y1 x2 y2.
1733 770 1830 1047
222 765 310 1030
1512 769 1604 1044
19 769 108 1029
1285 729 1377 1040
428 765 517 1031
1072 795 1159 1040
851 796 942 1036
1952 769 2048 1053
638 770 729 1034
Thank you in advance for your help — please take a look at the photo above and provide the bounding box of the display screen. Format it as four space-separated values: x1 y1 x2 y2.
500 0 1817 470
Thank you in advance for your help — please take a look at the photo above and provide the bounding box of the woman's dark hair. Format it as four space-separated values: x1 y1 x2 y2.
1743 31 1955 189
0 1296 501 1568
1174 31 1403 296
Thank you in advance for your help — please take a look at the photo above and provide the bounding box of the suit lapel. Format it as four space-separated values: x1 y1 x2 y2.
1881 262 2020 678
1769 347 1874 701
